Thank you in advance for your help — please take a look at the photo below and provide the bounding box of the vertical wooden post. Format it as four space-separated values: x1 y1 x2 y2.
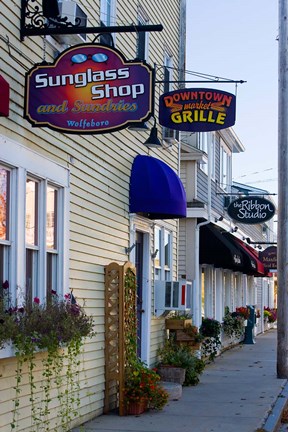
104 262 136 414
277 0 288 378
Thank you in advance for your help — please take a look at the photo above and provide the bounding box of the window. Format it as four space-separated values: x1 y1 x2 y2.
0 136 69 308
199 132 215 177
163 53 173 93
25 179 39 306
100 0 116 46
46 185 58 303
136 8 149 60
220 138 232 191
154 226 172 281
0 167 10 302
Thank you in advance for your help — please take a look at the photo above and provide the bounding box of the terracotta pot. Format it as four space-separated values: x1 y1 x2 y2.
125 399 147 415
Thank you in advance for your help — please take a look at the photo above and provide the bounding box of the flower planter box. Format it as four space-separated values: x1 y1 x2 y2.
158 366 186 385
165 319 192 330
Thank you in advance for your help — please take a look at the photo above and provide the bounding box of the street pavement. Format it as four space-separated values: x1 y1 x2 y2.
72 329 288 432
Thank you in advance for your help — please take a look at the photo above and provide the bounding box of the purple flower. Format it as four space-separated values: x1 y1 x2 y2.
2 280 9 289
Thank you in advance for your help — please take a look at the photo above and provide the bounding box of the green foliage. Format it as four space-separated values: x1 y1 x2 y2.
0 287 95 432
264 307 277 322
124 360 169 410
223 307 245 339
123 269 168 411
157 339 205 386
199 318 222 361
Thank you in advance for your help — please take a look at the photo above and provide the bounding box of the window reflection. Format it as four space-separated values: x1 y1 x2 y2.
26 180 38 245
0 168 9 241
46 186 57 249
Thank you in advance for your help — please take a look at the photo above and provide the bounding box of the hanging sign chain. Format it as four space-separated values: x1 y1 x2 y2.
42 36 47 64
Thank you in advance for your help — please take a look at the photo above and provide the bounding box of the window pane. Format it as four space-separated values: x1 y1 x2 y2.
46 186 57 249
26 249 38 307
0 168 10 241
0 245 10 309
154 227 161 267
26 180 38 246
164 231 170 268
46 252 58 303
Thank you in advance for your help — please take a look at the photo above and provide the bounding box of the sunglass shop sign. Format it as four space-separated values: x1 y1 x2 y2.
24 44 153 134
159 88 236 132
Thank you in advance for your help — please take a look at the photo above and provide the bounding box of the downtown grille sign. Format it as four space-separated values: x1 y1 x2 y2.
159 88 236 132
24 44 153 134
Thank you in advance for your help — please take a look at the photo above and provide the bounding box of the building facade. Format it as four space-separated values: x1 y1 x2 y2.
179 129 276 333
0 0 186 430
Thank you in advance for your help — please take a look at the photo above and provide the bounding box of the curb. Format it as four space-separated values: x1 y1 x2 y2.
260 380 288 432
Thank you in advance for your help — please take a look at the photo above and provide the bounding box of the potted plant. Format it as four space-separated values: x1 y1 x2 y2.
199 317 222 361
0 286 95 431
157 338 205 386
124 360 169 414
165 312 192 330
223 307 245 339
264 307 277 323
235 307 250 325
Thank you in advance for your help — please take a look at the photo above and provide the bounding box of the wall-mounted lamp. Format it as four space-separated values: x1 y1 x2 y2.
215 215 224 223
144 117 162 148
151 249 159 259
125 243 136 254
231 226 238 233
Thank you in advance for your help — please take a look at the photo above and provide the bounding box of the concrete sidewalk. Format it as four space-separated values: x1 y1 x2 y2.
72 329 288 432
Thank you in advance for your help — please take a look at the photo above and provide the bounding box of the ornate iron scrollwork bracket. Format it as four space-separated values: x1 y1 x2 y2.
20 0 163 41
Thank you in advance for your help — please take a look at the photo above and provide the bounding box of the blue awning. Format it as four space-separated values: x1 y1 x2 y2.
130 155 186 219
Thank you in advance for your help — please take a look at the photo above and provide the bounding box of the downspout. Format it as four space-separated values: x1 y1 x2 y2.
194 135 212 328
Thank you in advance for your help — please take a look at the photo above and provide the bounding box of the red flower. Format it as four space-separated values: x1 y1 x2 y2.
33 297 40 304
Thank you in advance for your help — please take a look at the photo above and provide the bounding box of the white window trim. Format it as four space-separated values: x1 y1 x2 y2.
219 138 232 192
137 6 150 61
0 134 70 303
127 214 153 366
100 0 117 44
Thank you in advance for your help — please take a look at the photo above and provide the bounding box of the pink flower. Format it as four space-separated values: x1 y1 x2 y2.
33 297 40 304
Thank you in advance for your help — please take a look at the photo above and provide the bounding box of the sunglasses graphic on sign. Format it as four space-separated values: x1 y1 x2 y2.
71 53 108 64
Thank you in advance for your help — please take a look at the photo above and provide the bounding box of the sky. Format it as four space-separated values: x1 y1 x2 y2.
185 1 278 196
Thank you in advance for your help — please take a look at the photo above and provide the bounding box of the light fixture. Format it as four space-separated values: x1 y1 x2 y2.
125 243 136 254
128 122 149 132
144 117 162 148
151 249 159 259
215 215 224 223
